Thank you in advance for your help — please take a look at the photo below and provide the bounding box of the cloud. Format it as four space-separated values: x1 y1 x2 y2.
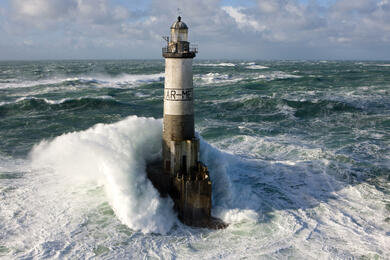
222 0 390 48
326 0 390 46
75 0 130 25
222 1 327 43
258 0 279 13
1 0 390 59
222 6 266 32
331 0 377 13
11 0 77 27
10 0 132 28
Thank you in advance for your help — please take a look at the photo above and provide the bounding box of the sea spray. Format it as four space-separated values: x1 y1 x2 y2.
1 60 389 258
0 73 165 90
30 116 176 234
198 135 259 224
29 115 258 234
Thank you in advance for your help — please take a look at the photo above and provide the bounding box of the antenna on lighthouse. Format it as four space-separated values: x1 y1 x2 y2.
162 36 169 43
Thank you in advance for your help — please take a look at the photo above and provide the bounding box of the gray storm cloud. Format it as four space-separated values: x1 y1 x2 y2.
0 0 389 59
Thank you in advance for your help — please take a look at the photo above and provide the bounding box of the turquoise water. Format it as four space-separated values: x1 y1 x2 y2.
0 60 389 259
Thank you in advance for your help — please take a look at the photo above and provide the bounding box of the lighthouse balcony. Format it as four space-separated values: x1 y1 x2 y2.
162 46 198 54
162 42 197 58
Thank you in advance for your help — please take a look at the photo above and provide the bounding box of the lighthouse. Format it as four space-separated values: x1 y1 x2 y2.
162 16 197 174
146 16 225 228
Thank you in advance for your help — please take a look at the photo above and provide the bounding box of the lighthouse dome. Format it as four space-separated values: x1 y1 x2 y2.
170 16 188 42
171 16 188 29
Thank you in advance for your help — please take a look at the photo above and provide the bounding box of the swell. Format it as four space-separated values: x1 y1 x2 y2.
0 73 164 90
282 99 362 118
0 97 127 116
208 96 362 119
194 71 302 85
27 116 257 235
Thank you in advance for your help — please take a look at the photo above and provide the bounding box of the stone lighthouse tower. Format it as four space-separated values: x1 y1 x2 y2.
158 16 223 228
162 16 197 171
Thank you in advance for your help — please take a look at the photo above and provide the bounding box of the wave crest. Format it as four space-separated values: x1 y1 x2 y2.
196 62 236 67
29 116 259 233
30 116 176 234
0 73 164 90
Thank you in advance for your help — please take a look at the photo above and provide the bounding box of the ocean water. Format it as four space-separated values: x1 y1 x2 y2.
0 60 389 259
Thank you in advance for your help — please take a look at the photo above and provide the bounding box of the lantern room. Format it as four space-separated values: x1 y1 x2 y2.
170 16 188 42
162 16 197 58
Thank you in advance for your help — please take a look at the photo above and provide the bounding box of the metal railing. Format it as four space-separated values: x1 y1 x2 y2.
190 47 198 53
162 45 198 54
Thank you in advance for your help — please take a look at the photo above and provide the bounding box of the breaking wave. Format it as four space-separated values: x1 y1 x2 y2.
15 96 114 105
255 71 302 80
30 116 175 234
246 65 269 70
195 73 243 85
28 116 257 235
0 73 164 90
0 97 126 115
196 63 236 67
195 71 301 85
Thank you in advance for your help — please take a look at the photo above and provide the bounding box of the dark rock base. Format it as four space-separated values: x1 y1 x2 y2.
146 160 227 230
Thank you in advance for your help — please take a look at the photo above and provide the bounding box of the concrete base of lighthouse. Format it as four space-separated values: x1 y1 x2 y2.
146 141 227 229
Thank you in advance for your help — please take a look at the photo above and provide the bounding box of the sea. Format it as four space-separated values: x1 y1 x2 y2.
0 60 389 259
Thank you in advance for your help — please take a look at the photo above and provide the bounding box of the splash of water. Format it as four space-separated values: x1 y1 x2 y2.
29 116 258 234
30 116 176 234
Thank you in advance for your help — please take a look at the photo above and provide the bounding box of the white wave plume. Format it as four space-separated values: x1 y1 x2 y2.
0 73 164 90
29 115 257 235
30 116 176 234
255 71 302 80
198 136 259 224
4 96 114 106
196 63 236 67
101 73 164 87
246 65 269 69
195 73 243 85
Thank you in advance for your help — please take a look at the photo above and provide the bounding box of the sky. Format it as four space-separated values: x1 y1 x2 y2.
0 0 389 60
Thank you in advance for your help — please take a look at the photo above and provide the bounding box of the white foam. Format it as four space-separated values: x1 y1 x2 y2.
2 116 390 258
204 94 260 106
195 73 243 85
2 115 256 244
0 77 100 90
0 73 164 90
0 96 115 106
30 116 176 234
15 96 70 105
198 135 259 224
196 63 236 67
241 62 256 65
321 85 390 111
217 208 259 223
100 73 164 87
255 71 302 80
0 101 12 106
246 65 269 70
194 70 300 86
